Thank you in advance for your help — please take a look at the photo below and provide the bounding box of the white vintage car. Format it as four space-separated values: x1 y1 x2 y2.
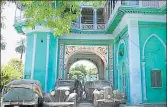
92 80 126 107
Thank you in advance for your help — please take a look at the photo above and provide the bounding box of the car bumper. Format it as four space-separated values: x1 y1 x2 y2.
43 102 74 106
2 101 38 106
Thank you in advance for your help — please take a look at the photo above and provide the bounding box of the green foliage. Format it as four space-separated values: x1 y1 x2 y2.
70 64 87 76
69 64 97 81
87 68 97 75
69 70 85 80
1 58 23 87
20 1 104 36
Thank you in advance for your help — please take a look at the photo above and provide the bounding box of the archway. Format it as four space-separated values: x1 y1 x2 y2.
64 51 105 80
68 60 98 83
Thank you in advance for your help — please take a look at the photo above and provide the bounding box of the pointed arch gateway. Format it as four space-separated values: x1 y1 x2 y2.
63 45 109 80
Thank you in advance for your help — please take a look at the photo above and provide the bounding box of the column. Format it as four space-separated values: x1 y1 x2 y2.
31 34 37 79
128 20 142 105
142 62 147 100
45 35 50 92
23 37 27 79
93 8 97 30
55 37 59 81
80 8 82 29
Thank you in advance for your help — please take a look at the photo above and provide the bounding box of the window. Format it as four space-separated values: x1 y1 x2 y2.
151 69 162 88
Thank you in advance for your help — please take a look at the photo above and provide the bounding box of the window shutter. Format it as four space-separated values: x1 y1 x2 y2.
151 70 162 88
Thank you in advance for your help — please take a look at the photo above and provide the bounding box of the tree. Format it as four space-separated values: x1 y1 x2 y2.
87 67 97 75
15 38 26 60
69 70 84 80
1 35 6 50
70 64 87 76
20 1 104 36
1 58 23 87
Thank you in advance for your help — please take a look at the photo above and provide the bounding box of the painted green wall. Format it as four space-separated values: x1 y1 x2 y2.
113 27 130 104
24 35 33 79
139 21 166 103
33 32 48 90
47 34 57 92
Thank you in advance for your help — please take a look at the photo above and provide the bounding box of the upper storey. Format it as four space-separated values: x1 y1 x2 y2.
14 1 166 34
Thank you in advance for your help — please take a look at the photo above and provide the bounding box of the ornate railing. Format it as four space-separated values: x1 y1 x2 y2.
97 24 105 30
71 23 80 29
81 24 94 30
141 1 161 8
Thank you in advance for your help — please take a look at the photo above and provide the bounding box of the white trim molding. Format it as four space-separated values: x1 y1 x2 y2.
31 34 37 79
22 25 53 34
23 37 27 79
116 39 126 64
45 35 50 92
142 62 147 100
142 34 166 60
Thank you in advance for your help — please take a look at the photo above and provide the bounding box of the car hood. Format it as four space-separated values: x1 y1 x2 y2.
3 88 35 102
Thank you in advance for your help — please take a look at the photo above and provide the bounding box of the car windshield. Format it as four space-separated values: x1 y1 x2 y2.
57 80 74 87
94 81 110 88
2 85 32 95
2 84 42 96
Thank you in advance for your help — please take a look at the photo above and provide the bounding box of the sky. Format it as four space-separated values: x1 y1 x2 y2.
1 3 95 69
1 3 25 65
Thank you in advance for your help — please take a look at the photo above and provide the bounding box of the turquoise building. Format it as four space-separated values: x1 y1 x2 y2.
14 1 166 106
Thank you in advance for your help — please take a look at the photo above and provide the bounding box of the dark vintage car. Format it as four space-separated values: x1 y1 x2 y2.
1 79 44 107
44 79 83 107
92 80 126 107
83 81 94 101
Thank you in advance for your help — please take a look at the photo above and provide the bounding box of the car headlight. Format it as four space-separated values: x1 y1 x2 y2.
108 95 111 99
50 90 55 96
65 91 70 96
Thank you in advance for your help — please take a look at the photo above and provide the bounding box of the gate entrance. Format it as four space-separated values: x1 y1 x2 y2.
57 44 113 82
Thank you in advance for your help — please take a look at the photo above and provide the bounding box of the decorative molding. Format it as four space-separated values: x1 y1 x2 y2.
142 34 166 60
116 39 126 64
22 25 53 34
109 44 113 85
58 44 64 79
31 34 37 79
45 35 50 91
142 62 147 100
64 45 108 68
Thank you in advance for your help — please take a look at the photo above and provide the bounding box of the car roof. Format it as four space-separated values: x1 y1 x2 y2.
5 79 41 86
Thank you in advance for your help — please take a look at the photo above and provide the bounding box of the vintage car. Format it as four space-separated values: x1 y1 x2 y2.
44 79 83 107
1 79 44 107
92 80 126 107
83 81 94 101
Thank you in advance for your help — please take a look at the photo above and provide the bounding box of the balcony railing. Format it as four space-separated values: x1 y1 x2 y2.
71 23 105 30
105 0 166 28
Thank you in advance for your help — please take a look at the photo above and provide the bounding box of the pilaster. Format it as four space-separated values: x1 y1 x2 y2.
93 8 97 29
128 20 142 104
45 35 50 92
31 34 37 79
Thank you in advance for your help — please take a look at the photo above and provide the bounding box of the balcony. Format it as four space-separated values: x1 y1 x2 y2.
105 0 166 23
104 0 166 33
14 1 166 33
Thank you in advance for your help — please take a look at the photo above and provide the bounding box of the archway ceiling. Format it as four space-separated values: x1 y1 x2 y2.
68 52 101 67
